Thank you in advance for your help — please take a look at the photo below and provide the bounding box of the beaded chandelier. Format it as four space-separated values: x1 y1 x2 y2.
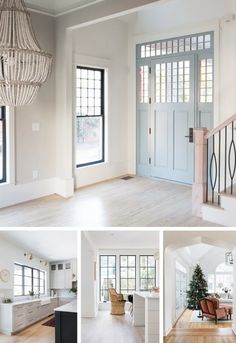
0 0 53 106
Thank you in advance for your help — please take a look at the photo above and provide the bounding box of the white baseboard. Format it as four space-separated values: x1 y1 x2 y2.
75 161 128 188
0 177 74 209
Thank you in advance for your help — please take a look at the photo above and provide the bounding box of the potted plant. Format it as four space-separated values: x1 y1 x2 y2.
29 291 35 299
69 287 77 297
2 298 12 303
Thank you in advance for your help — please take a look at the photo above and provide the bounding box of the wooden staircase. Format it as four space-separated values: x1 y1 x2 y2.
192 113 236 226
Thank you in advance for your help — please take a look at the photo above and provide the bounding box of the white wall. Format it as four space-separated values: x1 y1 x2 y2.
81 232 97 318
164 248 190 336
0 236 49 302
0 12 57 208
72 19 129 188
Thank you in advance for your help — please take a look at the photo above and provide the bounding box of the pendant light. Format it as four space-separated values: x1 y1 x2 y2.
0 0 53 106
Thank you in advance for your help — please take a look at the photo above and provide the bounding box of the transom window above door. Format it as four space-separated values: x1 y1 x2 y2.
75 66 105 168
138 32 212 59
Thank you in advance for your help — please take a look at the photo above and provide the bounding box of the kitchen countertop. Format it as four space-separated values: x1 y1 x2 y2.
0 296 58 306
54 300 77 313
134 291 160 299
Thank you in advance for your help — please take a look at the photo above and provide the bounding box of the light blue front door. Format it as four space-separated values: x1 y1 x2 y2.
136 32 214 185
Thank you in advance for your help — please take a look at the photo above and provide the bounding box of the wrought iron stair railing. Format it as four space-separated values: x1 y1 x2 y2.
205 113 236 206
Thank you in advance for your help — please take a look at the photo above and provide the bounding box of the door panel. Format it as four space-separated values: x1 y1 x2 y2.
151 55 195 184
154 110 168 168
138 110 149 165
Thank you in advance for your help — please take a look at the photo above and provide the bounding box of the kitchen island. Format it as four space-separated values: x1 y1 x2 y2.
54 300 77 343
133 292 159 343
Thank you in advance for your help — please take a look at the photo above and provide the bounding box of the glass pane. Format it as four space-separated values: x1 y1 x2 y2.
140 267 147 278
108 256 116 267
108 267 116 278
24 276 32 286
148 268 156 278
121 279 127 289
76 117 103 166
148 278 155 289
128 268 136 278
24 286 32 295
140 279 147 290
40 279 44 287
140 256 147 267
120 268 127 278
148 256 155 267
120 256 127 267
33 278 39 286
128 256 136 267
139 66 149 103
33 269 39 278
101 268 107 278
24 267 32 277
101 256 107 267
14 275 22 285
128 279 136 290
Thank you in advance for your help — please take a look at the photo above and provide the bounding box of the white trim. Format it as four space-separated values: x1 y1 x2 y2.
0 177 74 209
27 0 105 18
73 54 113 187
128 19 221 174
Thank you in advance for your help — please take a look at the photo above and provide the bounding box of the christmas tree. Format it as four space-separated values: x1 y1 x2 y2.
187 264 208 310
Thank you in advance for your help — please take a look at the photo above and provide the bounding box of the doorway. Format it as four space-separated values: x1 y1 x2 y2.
137 32 214 184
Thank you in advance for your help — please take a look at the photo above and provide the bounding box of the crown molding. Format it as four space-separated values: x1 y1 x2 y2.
27 0 104 18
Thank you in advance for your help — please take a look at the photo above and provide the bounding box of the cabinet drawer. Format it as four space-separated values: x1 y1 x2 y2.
13 319 25 332
14 305 25 315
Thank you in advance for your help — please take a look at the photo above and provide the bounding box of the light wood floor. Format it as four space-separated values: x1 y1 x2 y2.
0 176 220 227
82 311 144 343
0 316 54 343
165 309 236 343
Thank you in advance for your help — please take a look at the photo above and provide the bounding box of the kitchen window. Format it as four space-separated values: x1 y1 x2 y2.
120 255 136 294
75 66 105 167
100 255 116 302
14 263 46 296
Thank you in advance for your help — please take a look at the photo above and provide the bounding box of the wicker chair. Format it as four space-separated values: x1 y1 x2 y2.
108 288 126 315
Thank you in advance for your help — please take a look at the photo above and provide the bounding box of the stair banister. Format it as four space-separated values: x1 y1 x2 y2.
192 113 236 217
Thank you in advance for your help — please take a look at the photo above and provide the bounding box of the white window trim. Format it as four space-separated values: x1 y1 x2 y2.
73 54 111 170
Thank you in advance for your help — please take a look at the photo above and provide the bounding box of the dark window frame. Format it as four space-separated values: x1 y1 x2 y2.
99 255 116 302
120 255 136 294
0 106 6 183
139 255 156 291
14 263 46 297
76 66 105 168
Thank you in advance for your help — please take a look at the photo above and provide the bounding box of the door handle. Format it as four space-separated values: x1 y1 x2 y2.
185 128 193 143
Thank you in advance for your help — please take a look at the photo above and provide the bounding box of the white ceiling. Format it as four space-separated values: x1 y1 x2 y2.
25 0 104 16
86 231 159 250
176 243 228 266
0 231 77 261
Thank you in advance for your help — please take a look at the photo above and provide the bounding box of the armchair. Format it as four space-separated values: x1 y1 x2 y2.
108 288 126 315
199 297 229 324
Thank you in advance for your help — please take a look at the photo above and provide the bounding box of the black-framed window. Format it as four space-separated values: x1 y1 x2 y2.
0 107 6 183
14 263 46 296
100 255 116 302
76 66 105 168
120 255 136 294
140 256 156 291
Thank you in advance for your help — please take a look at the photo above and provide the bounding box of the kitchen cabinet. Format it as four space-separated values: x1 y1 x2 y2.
51 260 77 290
0 297 59 336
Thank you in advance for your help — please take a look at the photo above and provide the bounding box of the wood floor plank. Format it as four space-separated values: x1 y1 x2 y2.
0 316 54 343
165 310 236 343
0 176 220 227
82 311 144 343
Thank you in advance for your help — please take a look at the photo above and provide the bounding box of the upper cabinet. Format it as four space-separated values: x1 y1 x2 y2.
50 260 77 290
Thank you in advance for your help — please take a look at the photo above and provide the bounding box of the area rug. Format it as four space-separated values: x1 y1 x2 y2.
42 316 55 327
190 310 232 323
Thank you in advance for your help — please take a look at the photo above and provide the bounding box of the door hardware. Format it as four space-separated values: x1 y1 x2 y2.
185 128 194 143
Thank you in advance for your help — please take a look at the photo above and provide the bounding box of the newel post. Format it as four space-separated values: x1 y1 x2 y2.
192 128 209 217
